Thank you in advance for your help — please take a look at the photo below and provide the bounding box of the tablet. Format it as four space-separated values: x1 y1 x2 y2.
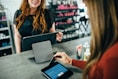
41 62 73 79
21 32 57 52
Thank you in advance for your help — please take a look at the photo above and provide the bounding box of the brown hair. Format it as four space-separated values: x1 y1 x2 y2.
83 0 118 79
16 0 47 33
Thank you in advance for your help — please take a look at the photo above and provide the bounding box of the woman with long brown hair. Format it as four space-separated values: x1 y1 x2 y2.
14 0 63 53
54 0 118 79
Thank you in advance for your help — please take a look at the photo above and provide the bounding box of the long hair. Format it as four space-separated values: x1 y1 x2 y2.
16 0 47 33
83 0 118 79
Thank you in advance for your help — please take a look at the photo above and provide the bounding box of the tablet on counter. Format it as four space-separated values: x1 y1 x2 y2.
41 62 73 79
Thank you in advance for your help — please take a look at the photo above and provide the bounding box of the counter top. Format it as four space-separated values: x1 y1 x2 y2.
0 36 91 79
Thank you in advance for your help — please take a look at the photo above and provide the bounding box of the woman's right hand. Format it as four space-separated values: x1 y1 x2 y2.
54 52 72 65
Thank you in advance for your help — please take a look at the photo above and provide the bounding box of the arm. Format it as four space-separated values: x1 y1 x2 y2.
45 9 63 42
54 52 86 70
103 58 118 79
13 10 22 53
49 22 56 32
49 23 63 42
72 59 86 69
14 24 21 54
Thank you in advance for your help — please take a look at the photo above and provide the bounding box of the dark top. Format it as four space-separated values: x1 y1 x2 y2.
13 9 52 38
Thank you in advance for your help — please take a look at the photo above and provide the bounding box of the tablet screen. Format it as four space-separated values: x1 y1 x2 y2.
41 62 73 79
44 64 67 79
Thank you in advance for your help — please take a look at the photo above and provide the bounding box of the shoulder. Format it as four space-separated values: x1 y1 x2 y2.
106 42 118 58
44 8 52 15
98 42 118 78
15 9 22 13
44 9 50 14
44 9 52 19
44 9 51 19
13 9 22 24
101 42 118 61
14 9 22 17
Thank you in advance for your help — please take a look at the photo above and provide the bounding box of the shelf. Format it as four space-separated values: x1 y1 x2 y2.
0 45 12 50
0 8 14 56
0 27 9 31
62 33 86 42
0 19 7 22
64 28 79 33
55 15 79 21
0 10 5 13
56 22 79 27
54 8 79 13
56 29 64 32
62 36 79 42
0 36 10 40
49 0 83 43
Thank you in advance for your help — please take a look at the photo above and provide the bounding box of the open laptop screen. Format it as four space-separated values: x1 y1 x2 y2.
21 32 57 52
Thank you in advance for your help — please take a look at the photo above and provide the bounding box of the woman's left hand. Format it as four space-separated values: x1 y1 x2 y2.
56 32 63 42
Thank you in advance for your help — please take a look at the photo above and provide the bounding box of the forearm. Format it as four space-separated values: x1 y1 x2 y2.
14 35 21 54
72 59 86 70
14 25 21 54
49 22 56 33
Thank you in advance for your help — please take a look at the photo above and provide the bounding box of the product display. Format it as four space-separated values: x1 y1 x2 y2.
49 0 90 42
0 8 14 56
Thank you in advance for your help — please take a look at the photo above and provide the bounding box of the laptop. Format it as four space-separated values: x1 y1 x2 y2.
32 40 53 64
21 32 57 52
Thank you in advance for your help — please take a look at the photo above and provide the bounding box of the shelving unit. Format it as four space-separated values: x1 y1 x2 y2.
0 8 14 57
49 0 91 42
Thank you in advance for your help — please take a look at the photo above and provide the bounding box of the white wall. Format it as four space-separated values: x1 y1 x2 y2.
0 0 22 22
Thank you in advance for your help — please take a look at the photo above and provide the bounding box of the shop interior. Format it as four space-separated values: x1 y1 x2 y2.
0 0 91 79
0 0 90 56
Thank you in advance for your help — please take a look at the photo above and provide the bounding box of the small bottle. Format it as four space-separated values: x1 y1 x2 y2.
83 42 90 61
76 44 82 60
84 48 90 61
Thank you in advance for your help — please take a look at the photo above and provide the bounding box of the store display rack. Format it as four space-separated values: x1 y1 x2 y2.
0 7 14 57
49 0 90 42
